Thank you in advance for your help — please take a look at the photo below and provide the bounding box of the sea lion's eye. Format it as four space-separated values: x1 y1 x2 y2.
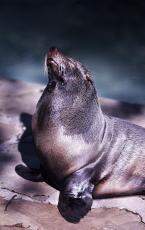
59 77 65 86
59 65 65 76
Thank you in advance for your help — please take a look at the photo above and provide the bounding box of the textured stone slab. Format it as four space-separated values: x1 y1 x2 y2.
0 197 145 230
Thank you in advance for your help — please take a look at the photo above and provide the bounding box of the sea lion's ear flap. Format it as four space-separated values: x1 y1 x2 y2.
86 74 93 84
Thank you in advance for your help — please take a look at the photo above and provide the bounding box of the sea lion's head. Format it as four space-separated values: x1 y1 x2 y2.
45 47 97 99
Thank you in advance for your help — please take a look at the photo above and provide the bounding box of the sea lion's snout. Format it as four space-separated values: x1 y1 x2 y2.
48 47 59 56
47 47 61 66
46 47 66 79
45 47 95 94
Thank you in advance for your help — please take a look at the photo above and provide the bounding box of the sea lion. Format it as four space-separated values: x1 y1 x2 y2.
32 47 145 223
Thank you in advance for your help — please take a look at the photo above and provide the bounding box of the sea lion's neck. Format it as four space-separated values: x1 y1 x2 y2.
37 86 106 143
56 97 105 143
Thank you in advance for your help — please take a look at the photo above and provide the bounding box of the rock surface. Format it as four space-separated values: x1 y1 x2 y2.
0 78 145 229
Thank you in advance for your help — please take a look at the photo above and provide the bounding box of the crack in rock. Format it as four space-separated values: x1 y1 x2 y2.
0 186 48 203
1 223 32 229
92 196 145 224
121 208 145 225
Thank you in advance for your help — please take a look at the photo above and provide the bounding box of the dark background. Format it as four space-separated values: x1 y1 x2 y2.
1 0 145 103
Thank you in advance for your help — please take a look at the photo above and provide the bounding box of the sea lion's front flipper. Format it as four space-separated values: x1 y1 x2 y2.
58 169 94 223
15 164 43 182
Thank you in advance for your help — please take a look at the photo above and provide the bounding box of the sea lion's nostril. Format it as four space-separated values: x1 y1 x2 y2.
49 47 58 52
49 47 59 57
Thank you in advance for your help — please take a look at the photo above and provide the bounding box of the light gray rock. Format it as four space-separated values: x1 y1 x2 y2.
0 197 145 230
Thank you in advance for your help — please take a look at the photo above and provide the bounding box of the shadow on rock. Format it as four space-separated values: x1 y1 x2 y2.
15 113 42 182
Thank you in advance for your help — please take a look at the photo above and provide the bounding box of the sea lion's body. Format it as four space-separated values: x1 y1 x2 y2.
32 48 145 222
